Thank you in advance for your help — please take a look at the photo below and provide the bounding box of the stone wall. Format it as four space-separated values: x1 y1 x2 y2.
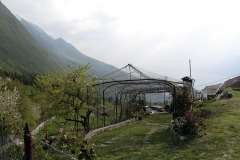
85 119 137 139
170 117 187 141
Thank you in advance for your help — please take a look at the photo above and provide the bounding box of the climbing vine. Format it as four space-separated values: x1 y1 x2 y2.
174 88 193 118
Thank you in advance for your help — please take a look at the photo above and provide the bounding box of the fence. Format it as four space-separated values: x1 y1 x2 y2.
24 123 77 160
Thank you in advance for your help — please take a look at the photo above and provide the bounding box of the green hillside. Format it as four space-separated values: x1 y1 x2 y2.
0 2 62 75
91 89 240 159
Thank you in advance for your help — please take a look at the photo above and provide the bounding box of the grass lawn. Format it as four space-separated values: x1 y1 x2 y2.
91 89 240 160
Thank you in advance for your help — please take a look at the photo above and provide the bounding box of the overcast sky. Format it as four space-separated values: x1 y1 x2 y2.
2 0 240 89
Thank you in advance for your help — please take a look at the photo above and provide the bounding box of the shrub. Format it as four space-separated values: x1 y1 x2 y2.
42 132 96 159
132 110 150 120
174 89 193 118
180 110 205 138
194 98 216 108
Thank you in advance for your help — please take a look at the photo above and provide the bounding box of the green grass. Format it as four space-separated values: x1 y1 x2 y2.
92 114 172 160
91 90 240 159
29 89 240 159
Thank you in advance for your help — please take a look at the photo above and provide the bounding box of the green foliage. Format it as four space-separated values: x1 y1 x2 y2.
6 79 44 127
132 110 150 119
35 63 98 133
174 88 193 117
38 133 95 160
33 142 52 160
194 98 216 108
221 87 234 99
0 70 35 85
137 99 147 107
3 145 24 160
126 98 148 119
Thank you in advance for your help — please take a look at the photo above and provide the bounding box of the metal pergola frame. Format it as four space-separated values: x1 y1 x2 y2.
88 64 191 128
96 80 187 121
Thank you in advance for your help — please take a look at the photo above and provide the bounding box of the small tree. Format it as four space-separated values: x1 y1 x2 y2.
35 63 98 134
0 76 22 159
172 87 206 139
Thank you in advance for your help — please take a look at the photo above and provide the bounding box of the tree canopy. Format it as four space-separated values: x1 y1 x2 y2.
35 63 98 132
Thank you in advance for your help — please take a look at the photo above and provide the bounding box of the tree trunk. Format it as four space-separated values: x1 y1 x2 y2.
80 109 92 134
66 109 92 134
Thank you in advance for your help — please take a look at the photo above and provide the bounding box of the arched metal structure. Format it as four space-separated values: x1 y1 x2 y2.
90 64 191 128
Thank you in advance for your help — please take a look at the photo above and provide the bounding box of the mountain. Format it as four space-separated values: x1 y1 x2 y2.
0 2 64 75
19 17 117 76
0 1 117 78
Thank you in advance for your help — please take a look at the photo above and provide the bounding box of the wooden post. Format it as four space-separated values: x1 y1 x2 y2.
24 123 33 160
1 116 5 160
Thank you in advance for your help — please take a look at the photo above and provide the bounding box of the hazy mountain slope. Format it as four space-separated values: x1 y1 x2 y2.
0 2 64 75
20 18 118 76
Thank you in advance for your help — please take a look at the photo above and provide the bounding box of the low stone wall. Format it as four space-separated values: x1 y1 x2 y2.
32 117 55 135
170 117 187 141
85 119 137 139
32 121 47 135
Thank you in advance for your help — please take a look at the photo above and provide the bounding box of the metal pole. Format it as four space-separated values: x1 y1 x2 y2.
97 87 100 128
164 92 165 105
115 94 118 123
102 90 105 127
87 87 89 105
173 87 177 119
129 65 131 80
189 59 192 77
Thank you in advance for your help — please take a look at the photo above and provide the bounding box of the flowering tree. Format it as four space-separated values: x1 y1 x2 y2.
0 76 22 158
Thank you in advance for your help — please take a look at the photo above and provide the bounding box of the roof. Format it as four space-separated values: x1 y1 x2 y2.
202 83 222 96
220 76 240 90
181 76 195 82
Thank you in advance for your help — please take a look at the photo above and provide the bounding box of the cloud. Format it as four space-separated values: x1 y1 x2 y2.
3 0 240 86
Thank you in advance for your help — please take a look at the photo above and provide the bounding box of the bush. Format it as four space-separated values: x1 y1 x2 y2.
174 89 193 117
132 110 150 120
180 110 205 138
42 132 96 159
194 98 216 108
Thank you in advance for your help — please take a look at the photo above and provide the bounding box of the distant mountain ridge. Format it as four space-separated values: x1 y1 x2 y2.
0 1 61 74
0 1 117 77
20 18 117 76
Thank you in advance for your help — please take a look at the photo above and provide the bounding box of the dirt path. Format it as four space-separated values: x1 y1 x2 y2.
100 129 131 147
142 122 168 145
99 121 169 147
143 127 159 144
